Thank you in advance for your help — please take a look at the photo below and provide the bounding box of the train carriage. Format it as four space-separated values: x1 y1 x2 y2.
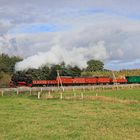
73 77 86 85
126 76 140 83
84 77 97 84
97 77 111 84
57 76 73 85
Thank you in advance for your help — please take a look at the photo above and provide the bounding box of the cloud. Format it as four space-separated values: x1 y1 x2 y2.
0 19 14 35
0 0 140 70
15 41 108 71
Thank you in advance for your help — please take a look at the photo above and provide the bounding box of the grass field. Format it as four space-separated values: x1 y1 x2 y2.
0 88 140 140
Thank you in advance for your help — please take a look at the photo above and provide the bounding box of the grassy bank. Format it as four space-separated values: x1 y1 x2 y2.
0 89 140 140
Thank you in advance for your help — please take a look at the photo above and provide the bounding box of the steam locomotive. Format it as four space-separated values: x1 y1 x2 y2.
9 74 140 87
9 74 33 87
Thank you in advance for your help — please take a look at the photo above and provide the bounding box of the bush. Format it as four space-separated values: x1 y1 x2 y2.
0 73 11 87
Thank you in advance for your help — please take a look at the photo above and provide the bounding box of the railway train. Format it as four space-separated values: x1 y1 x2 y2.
9 74 140 87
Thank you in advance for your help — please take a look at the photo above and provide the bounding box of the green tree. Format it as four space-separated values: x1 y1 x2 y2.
0 54 22 74
49 64 62 79
10 56 23 73
86 59 104 72
39 66 50 80
66 65 82 77
0 54 10 73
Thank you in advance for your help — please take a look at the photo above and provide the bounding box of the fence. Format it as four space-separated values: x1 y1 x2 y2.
0 84 140 99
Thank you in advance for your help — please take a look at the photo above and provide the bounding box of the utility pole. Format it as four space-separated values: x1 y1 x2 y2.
57 70 64 91
112 70 118 89
57 70 60 89
112 71 116 83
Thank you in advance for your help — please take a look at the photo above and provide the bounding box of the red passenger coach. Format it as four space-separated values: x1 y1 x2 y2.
97 77 111 84
116 79 127 84
73 78 86 85
58 77 73 85
85 77 97 84
110 78 127 84
47 80 57 85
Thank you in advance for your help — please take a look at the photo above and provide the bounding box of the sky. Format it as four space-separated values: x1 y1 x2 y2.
0 0 140 71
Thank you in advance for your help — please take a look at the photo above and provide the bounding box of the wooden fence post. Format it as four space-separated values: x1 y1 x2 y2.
16 89 19 95
73 87 75 92
62 87 65 92
74 92 76 97
1 91 4 96
30 88 32 95
38 92 41 99
81 92 83 99
40 88 43 93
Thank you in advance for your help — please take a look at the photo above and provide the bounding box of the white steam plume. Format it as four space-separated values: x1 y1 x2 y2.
15 41 108 71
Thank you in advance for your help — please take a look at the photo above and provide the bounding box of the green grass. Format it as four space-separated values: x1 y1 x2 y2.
0 88 140 140
80 88 140 101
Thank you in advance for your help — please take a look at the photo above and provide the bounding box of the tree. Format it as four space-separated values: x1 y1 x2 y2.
0 54 22 74
9 56 23 73
86 59 104 72
0 54 10 73
39 66 50 80
66 65 82 77
49 64 62 79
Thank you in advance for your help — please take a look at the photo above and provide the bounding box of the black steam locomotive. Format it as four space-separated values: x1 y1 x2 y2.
10 74 32 87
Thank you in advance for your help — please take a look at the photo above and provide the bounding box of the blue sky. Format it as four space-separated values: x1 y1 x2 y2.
9 24 71 34
0 0 140 70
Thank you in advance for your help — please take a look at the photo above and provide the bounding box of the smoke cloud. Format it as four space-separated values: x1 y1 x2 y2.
15 41 108 71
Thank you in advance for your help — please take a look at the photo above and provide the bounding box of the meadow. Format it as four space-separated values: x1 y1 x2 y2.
0 88 140 140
